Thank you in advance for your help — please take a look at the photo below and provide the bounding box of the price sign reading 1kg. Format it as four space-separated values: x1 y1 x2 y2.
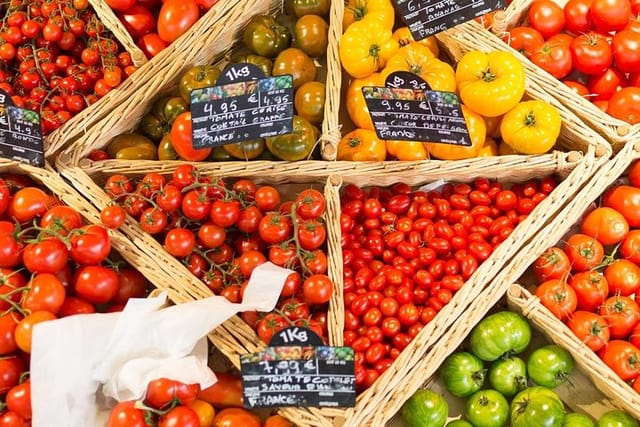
240 327 356 409
395 0 506 40
190 63 294 148
0 89 44 166
363 71 472 146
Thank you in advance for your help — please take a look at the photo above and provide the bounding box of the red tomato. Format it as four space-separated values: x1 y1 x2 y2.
564 80 590 98
567 311 610 351
563 0 594 34
10 187 48 222
570 32 613 75
599 295 640 338
101 205 127 229
569 271 609 312
587 68 628 101
237 250 267 277
605 259 640 296
0 357 23 394
6 380 31 419
580 206 629 245
40 205 82 235
74 265 120 304
213 408 261 427
620 229 640 263
612 30 640 73
170 112 212 161
302 274 333 305
296 189 326 219
599 340 640 381
297 219 326 250
145 378 200 409
255 186 281 212
23 273 66 314
533 246 571 282
105 0 135 11
505 26 545 57
22 238 68 274
590 0 631 32
69 225 112 265
528 0 566 38
158 406 199 427
564 233 605 271
164 228 196 257
157 0 200 43
107 401 152 427
256 314 288 343
530 37 573 79
603 185 640 226
535 279 578 320
258 212 291 244
139 33 167 58
118 5 156 40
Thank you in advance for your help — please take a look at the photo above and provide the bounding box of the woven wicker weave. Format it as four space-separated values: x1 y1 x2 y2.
447 5 640 152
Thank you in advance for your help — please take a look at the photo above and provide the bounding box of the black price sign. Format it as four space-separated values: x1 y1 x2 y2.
0 90 44 167
395 0 506 39
190 63 294 148
363 72 471 146
240 327 356 409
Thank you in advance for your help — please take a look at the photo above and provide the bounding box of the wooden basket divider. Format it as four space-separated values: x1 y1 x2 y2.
45 0 284 157
443 16 639 152
507 284 640 419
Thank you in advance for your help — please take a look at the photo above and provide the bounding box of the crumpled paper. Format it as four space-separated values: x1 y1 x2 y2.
30 262 292 427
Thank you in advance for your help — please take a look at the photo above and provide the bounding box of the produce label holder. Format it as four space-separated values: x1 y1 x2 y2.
363 71 471 146
395 0 506 39
240 326 356 409
0 89 44 167
190 63 294 148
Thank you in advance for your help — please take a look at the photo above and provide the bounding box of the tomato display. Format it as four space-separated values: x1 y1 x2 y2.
0 0 134 135
504 0 640 124
0 174 151 424
341 176 555 390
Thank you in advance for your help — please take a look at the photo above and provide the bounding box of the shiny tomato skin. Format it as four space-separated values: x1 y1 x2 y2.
604 259 640 296
74 265 120 304
606 87 640 125
533 246 571 282
564 233 604 271
535 279 577 320
564 0 594 34
569 271 608 312
528 0 566 38
213 408 261 427
599 295 640 339
599 340 640 381
107 401 152 427
580 206 629 245
157 0 200 43
587 67 628 101
567 311 609 351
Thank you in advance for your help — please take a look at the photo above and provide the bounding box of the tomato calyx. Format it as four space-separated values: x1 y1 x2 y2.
523 111 536 127
481 69 497 82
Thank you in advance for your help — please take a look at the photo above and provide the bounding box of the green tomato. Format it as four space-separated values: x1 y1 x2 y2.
527 345 574 388
440 352 486 398
488 356 528 397
598 410 639 427
470 311 532 361
465 389 509 427
401 390 449 427
447 421 473 427
511 386 565 427
564 413 595 427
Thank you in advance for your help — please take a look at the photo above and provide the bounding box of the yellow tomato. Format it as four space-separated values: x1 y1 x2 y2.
343 0 395 30
392 27 439 57
381 44 456 92
500 100 562 154
477 138 498 157
498 141 520 155
188 400 215 427
339 19 399 78
455 50 526 117
385 140 428 160
337 129 387 161
346 73 383 130
426 105 486 160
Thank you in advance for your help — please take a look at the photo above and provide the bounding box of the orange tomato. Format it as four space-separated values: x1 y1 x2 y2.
391 27 440 56
15 311 56 353
170 112 212 161
213 408 261 427
580 206 629 246
188 400 215 427
337 129 387 161
346 73 383 130
385 140 428 160
264 415 293 427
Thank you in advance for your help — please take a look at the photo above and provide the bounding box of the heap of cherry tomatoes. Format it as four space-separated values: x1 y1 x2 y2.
107 374 294 427
106 0 219 59
102 164 334 345
505 0 640 124
531 159 640 392
0 0 136 134
0 174 151 425
339 176 558 391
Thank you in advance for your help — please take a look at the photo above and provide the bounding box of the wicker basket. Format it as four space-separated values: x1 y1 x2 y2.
443 9 640 152
383 284 632 427
52 0 343 164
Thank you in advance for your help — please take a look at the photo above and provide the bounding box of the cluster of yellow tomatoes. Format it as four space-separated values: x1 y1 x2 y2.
337 0 564 161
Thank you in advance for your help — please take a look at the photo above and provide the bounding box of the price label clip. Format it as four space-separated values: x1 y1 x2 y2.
0 89 44 167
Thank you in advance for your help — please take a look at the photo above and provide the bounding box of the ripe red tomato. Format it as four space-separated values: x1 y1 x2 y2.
69 225 112 265
303 274 333 305
22 238 68 274
107 401 152 427
590 0 631 32
0 357 24 394
587 68 628 101
567 311 610 351
528 0 566 38
170 113 212 161
530 37 573 79
40 205 82 235
164 228 196 258
569 271 609 312
603 185 640 225
74 265 120 304
105 0 136 11
580 206 629 245
536 279 577 320
23 273 66 314
256 313 288 343
254 186 281 212
157 0 200 43
563 0 594 34
564 80 590 98
6 380 31 419
570 32 613 75
612 30 640 73
505 26 545 57
620 230 640 263
213 408 261 427
140 33 168 58
115 268 148 304
101 205 127 229
296 189 326 219
605 259 640 296
158 406 200 427
533 246 571 282
117 5 156 40
599 340 640 381
297 219 326 250
145 378 200 409
10 187 48 223
599 295 640 338
564 233 605 271
258 212 291 244
237 250 267 277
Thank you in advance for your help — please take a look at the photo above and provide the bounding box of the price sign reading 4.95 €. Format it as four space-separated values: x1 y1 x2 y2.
190 63 294 148
395 0 506 39
0 89 44 167
363 71 472 146
240 327 356 409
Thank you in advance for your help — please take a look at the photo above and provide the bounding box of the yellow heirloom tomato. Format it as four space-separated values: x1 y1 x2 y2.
427 105 486 160
385 140 429 160
343 0 395 30
500 100 562 155
392 27 439 57
346 73 383 130
477 137 498 157
455 50 526 117
381 44 456 92
339 19 399 78
338 129 387 161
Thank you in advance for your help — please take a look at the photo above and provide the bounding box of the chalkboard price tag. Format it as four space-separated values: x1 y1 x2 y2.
395 0 506 40
240 327 356 409
0 90 44 167
190 63 294 148
363 72 472 146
